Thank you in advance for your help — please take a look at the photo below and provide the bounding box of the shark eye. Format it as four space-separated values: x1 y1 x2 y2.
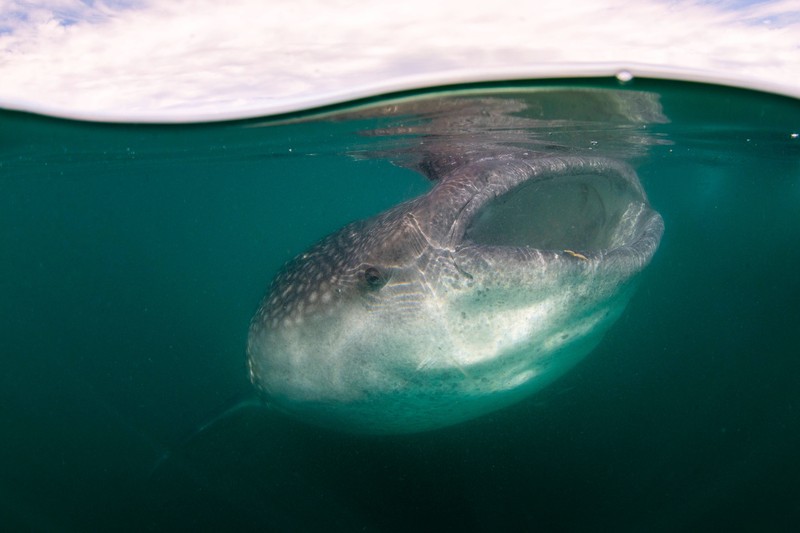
363 266 387 289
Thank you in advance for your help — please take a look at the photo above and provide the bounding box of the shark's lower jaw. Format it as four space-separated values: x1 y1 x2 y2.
248 157 663 434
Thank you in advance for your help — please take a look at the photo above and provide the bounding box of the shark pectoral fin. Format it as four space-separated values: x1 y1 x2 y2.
148 392 267 479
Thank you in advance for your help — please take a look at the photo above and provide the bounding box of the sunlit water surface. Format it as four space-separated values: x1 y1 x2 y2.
1 79 799 531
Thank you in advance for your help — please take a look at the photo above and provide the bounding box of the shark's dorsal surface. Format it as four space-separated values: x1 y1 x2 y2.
247 89 666 433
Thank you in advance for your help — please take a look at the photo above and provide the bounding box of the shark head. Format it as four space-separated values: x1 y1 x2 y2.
247 154 663 433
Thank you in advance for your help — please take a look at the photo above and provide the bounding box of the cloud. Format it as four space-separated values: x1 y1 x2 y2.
0 0 798 121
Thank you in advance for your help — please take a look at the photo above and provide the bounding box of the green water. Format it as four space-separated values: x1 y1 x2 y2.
1 79 799 531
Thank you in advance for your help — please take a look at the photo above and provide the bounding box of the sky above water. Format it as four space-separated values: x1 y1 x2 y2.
1 0 799 120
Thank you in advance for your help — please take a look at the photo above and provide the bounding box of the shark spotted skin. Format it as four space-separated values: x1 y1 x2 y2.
247 154 663 434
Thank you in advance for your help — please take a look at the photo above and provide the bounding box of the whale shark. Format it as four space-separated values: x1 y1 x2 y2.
246 90 665 434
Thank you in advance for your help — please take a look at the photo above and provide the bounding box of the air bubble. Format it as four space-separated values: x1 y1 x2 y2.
616 70 634 84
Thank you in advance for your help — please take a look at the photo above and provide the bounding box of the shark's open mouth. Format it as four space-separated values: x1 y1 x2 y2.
453 157 658 262
465 171 643 251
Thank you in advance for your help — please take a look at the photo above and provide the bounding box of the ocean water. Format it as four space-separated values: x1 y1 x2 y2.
1 79 799 531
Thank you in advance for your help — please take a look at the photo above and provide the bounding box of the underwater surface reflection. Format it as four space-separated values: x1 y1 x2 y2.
1 80 799 531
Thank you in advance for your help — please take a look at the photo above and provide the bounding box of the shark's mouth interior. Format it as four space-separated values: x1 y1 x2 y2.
464 172 645 252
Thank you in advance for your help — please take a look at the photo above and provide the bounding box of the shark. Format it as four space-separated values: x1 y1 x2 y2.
246 90 665 434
